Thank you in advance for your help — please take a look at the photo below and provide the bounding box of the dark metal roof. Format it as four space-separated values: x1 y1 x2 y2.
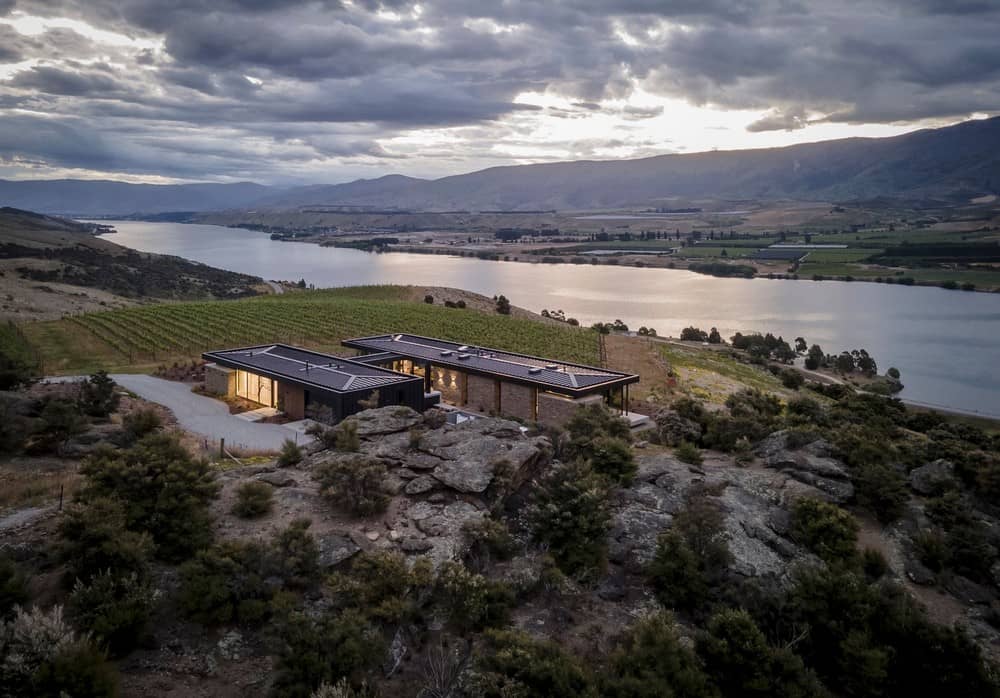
203 344 419 394
342 333 638 394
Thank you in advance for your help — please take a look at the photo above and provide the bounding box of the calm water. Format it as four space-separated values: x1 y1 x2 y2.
96 221 1000 417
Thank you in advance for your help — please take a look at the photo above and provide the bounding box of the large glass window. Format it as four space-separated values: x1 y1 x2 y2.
235 370 275 407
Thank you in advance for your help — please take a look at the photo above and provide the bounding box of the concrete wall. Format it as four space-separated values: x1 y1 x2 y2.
466 374 498 413
537 391 605 427
500 381 535 422
205 363 235 397
278 382 306 420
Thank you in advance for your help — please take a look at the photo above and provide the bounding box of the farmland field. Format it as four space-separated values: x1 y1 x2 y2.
22 285 601 374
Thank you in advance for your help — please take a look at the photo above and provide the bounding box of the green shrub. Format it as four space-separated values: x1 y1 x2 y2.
529 460 610 576
675 441 703 465
335 420 360 452
464 517 517 562
178 540 272 626
600 611 717 698
329 551 433 625
68 571 158 656
311 679 377 698
466 629 597 697
314 454 389 516
0 554 28 621
780 368 805 390
564 403 631 462
271 519 321 589
588 436 636 485
272 608 383 698
33 398 88 455
790 498 858 565
78 433 218 561
914 530 948 572
58 497 154 585
436 561 515 631
232 481 274 518
77 371 119 419
0 605 118 697
121 407 162 443
854 462 908 523
861 548 889 580
278 438 303 467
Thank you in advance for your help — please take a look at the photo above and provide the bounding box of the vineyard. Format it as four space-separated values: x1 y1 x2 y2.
23 286 601 374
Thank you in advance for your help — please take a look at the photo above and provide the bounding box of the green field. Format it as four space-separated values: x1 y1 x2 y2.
22 286 601 374
800 249 882 263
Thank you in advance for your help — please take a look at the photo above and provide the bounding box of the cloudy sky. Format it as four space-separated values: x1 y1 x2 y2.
0 0 997 185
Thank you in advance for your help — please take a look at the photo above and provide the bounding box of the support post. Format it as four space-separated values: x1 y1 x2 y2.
220 437 225 458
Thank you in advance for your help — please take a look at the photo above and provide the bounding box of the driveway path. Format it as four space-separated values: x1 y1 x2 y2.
47 374 309 452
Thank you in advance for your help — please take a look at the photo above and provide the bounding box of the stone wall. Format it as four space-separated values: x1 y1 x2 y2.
500 382 535 422
205 363 235 397
466 374 497 413
537 392 604 427
278 382 306 420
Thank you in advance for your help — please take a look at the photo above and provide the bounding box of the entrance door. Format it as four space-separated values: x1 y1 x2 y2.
258 377 274 408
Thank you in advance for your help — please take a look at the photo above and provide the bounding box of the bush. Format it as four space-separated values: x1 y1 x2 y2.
853 462 908 523
675 441 703 465
436 561 515 631
33 398 88 455
0 605 118 697
564 404 631 462
311 679 377 698
424 294 434 304
271 519 321 589
121 407 162 443
464 517 517 562
278 438 304 467
680 326 708 342
272 608 383 698
914 530 948 573
78 434 219 561
78 371 119 419
329 550 433 625
529 460 611 576
335 420 360 452
0 554 28 621
466 629 596 697
232 481 274 518
68 571 158 656
179 540 273 626
588 436 636 485
58 497 154 585
600 611 716 698
780 368 805 390
790 498 858 564
495 294 511 315
314 454 389 516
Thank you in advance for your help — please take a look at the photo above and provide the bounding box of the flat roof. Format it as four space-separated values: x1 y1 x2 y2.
203 344 420 394
342 333 639 393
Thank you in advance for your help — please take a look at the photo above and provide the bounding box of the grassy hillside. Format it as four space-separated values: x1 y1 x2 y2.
24 286 600 374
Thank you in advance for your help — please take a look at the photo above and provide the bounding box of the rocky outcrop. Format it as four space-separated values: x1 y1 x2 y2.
350 406 424 437
908 459 957 495
757 432 854 503
652 409 702 446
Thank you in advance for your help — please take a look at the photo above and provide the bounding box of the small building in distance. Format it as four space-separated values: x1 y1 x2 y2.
202 344 425 422
342 333 642 427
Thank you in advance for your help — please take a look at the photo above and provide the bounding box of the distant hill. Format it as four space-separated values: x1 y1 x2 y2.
0 180 271 216
1 117 998 215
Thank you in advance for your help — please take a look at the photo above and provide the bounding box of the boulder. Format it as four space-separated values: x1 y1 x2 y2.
317 534 361 568
256 471 295 487
909 460 957 496
762 449 853 503
653 409 702 446
405 475 438 495
352 406 423 437
401 536 433 553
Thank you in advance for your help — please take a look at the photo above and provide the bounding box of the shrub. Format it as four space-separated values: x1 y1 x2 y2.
600 612 716 698
697 608 823 698
232 481 274 518
58 497 154 585
680 326 708 342
271 519 321 589
68 571 158 656
780 368 805 390
466 629 596 697
77 371 119 419
853 462 908 523
34 398 88 454
564 404 632 462
464 518 517 562
178 540 272 626
278 438 303 467
315 454 389 516
436 561 515 631
529 460 611 576
588 436 636 485
311 679 377 698
77 434 218 561
914 530 948 572
335 420 360 452
0 605 118 697
272 608 383 697
121 407 161 443
328 550 433 625
675 441 703 465
0 554 28 621
424 295 434 304
790 498 858 564
495 295 511 315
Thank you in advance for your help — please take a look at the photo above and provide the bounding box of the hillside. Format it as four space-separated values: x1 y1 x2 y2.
2 118 999 215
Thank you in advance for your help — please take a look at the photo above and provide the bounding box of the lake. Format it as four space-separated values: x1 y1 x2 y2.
96 221 1000 417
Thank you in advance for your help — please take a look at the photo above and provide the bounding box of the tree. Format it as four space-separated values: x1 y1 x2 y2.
77 371 119 419
495 294 511 315
36 398 88 454
708 327 722 344
588 436 636 486
795 337 808 353
681 326 708 342
58 497 153 585
529 460 611 576
77 434 219 561
835 352 856 374
314 454 389 516
67 571 158 656
805 345 825 370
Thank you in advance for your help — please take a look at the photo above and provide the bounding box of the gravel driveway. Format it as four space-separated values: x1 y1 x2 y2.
47 374 309 452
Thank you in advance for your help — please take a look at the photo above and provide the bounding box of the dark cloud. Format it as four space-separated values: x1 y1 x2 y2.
0 0 997 182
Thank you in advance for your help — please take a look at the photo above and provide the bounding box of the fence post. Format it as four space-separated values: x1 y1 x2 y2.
220 437 225 458
59 484 64 511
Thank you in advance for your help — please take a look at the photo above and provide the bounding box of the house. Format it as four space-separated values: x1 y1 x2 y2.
341 333 642 427
203 334 643 427
202 344 426 422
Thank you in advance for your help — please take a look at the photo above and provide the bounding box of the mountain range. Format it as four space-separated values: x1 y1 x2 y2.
1 117 998 216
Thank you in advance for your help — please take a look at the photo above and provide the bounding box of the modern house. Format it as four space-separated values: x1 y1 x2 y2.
202 344 426 421
342 333 641 427
203 335 642 427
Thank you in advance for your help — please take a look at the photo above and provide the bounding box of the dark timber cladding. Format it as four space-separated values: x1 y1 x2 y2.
202 344 424 421
342 333 639 424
